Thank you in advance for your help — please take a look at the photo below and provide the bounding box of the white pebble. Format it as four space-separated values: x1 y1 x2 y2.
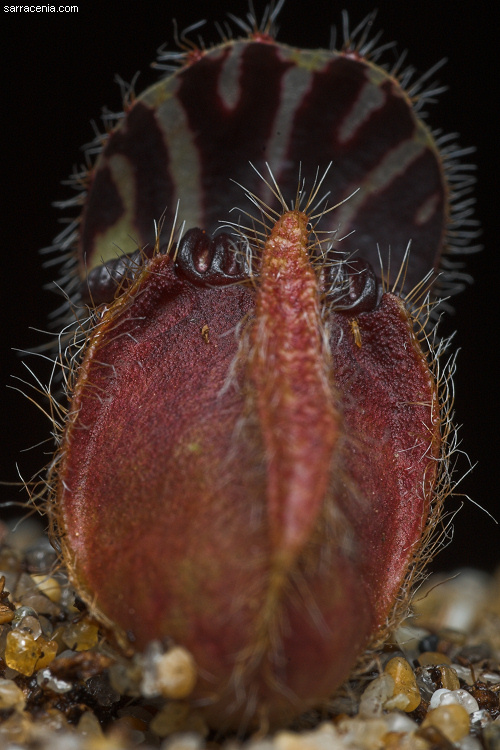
456 736 482 750
384 711 418 733
435 570 489 631
359 673 394 717
429 688 479 714
43 736 81 750
335 716 389 747
37 667 73 694
471 709 492 729
482 672 500 685
430 688 454 708
160 731 205 750
454 689 480 714
156 646 197 699
141 642 197 699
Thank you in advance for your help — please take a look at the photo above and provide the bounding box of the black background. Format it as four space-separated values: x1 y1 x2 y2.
1 1 498 572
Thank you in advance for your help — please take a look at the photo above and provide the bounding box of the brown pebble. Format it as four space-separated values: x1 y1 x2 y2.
468 682 500 712
30 575 61 604
410 697 430 723
76 711 104 739
384 656 421 712
483 723 500 750
113 714 148 733
62 618 99 651
0 678 26 711
382 731 407 749
383 731 431 750
150 702 207 738
421 704 470 743
416 724 455 748
0 575 14 624
48 651 112 681
418 651 452 667
458 642 492 663
434 665 460 691
438 629 467 648
0 605 14 625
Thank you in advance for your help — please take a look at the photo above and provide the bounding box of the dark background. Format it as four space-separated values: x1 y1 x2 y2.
1 2 498 571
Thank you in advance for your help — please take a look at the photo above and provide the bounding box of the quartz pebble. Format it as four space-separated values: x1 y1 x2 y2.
418 651 452 666
31 573 62 603
0 677 26 710
6 518 44 552
437 665 461 691
35 636 58 669
415 663 460 693
141 642 197 699
429 688 479 713
359 673 395 717
483 723 500 750
161 731 205 750
62 618 99 651
275 727 333 750
117 705 154 728
37 705 72 734
414 570 490 632
25 539 58 573
11 605 38 625
459 642 492 662
440 628 468 648
482 672 500 685
0 519 499 749
395 625 429 661
457 737 483 750
150 702 208 738
152 703 190 736
383 711 418 733
14 613 43 639
76 710 104 738
5 629 43 675
109 659 142 697
37 666 73 693
0 709 30 745
38 614 54 638
422 704 471 743
415 666 440 700
111 715 147 744
156 646 197 699
470 709 492 730
384 656 421 712
335 716 389 748
14 572 60 615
